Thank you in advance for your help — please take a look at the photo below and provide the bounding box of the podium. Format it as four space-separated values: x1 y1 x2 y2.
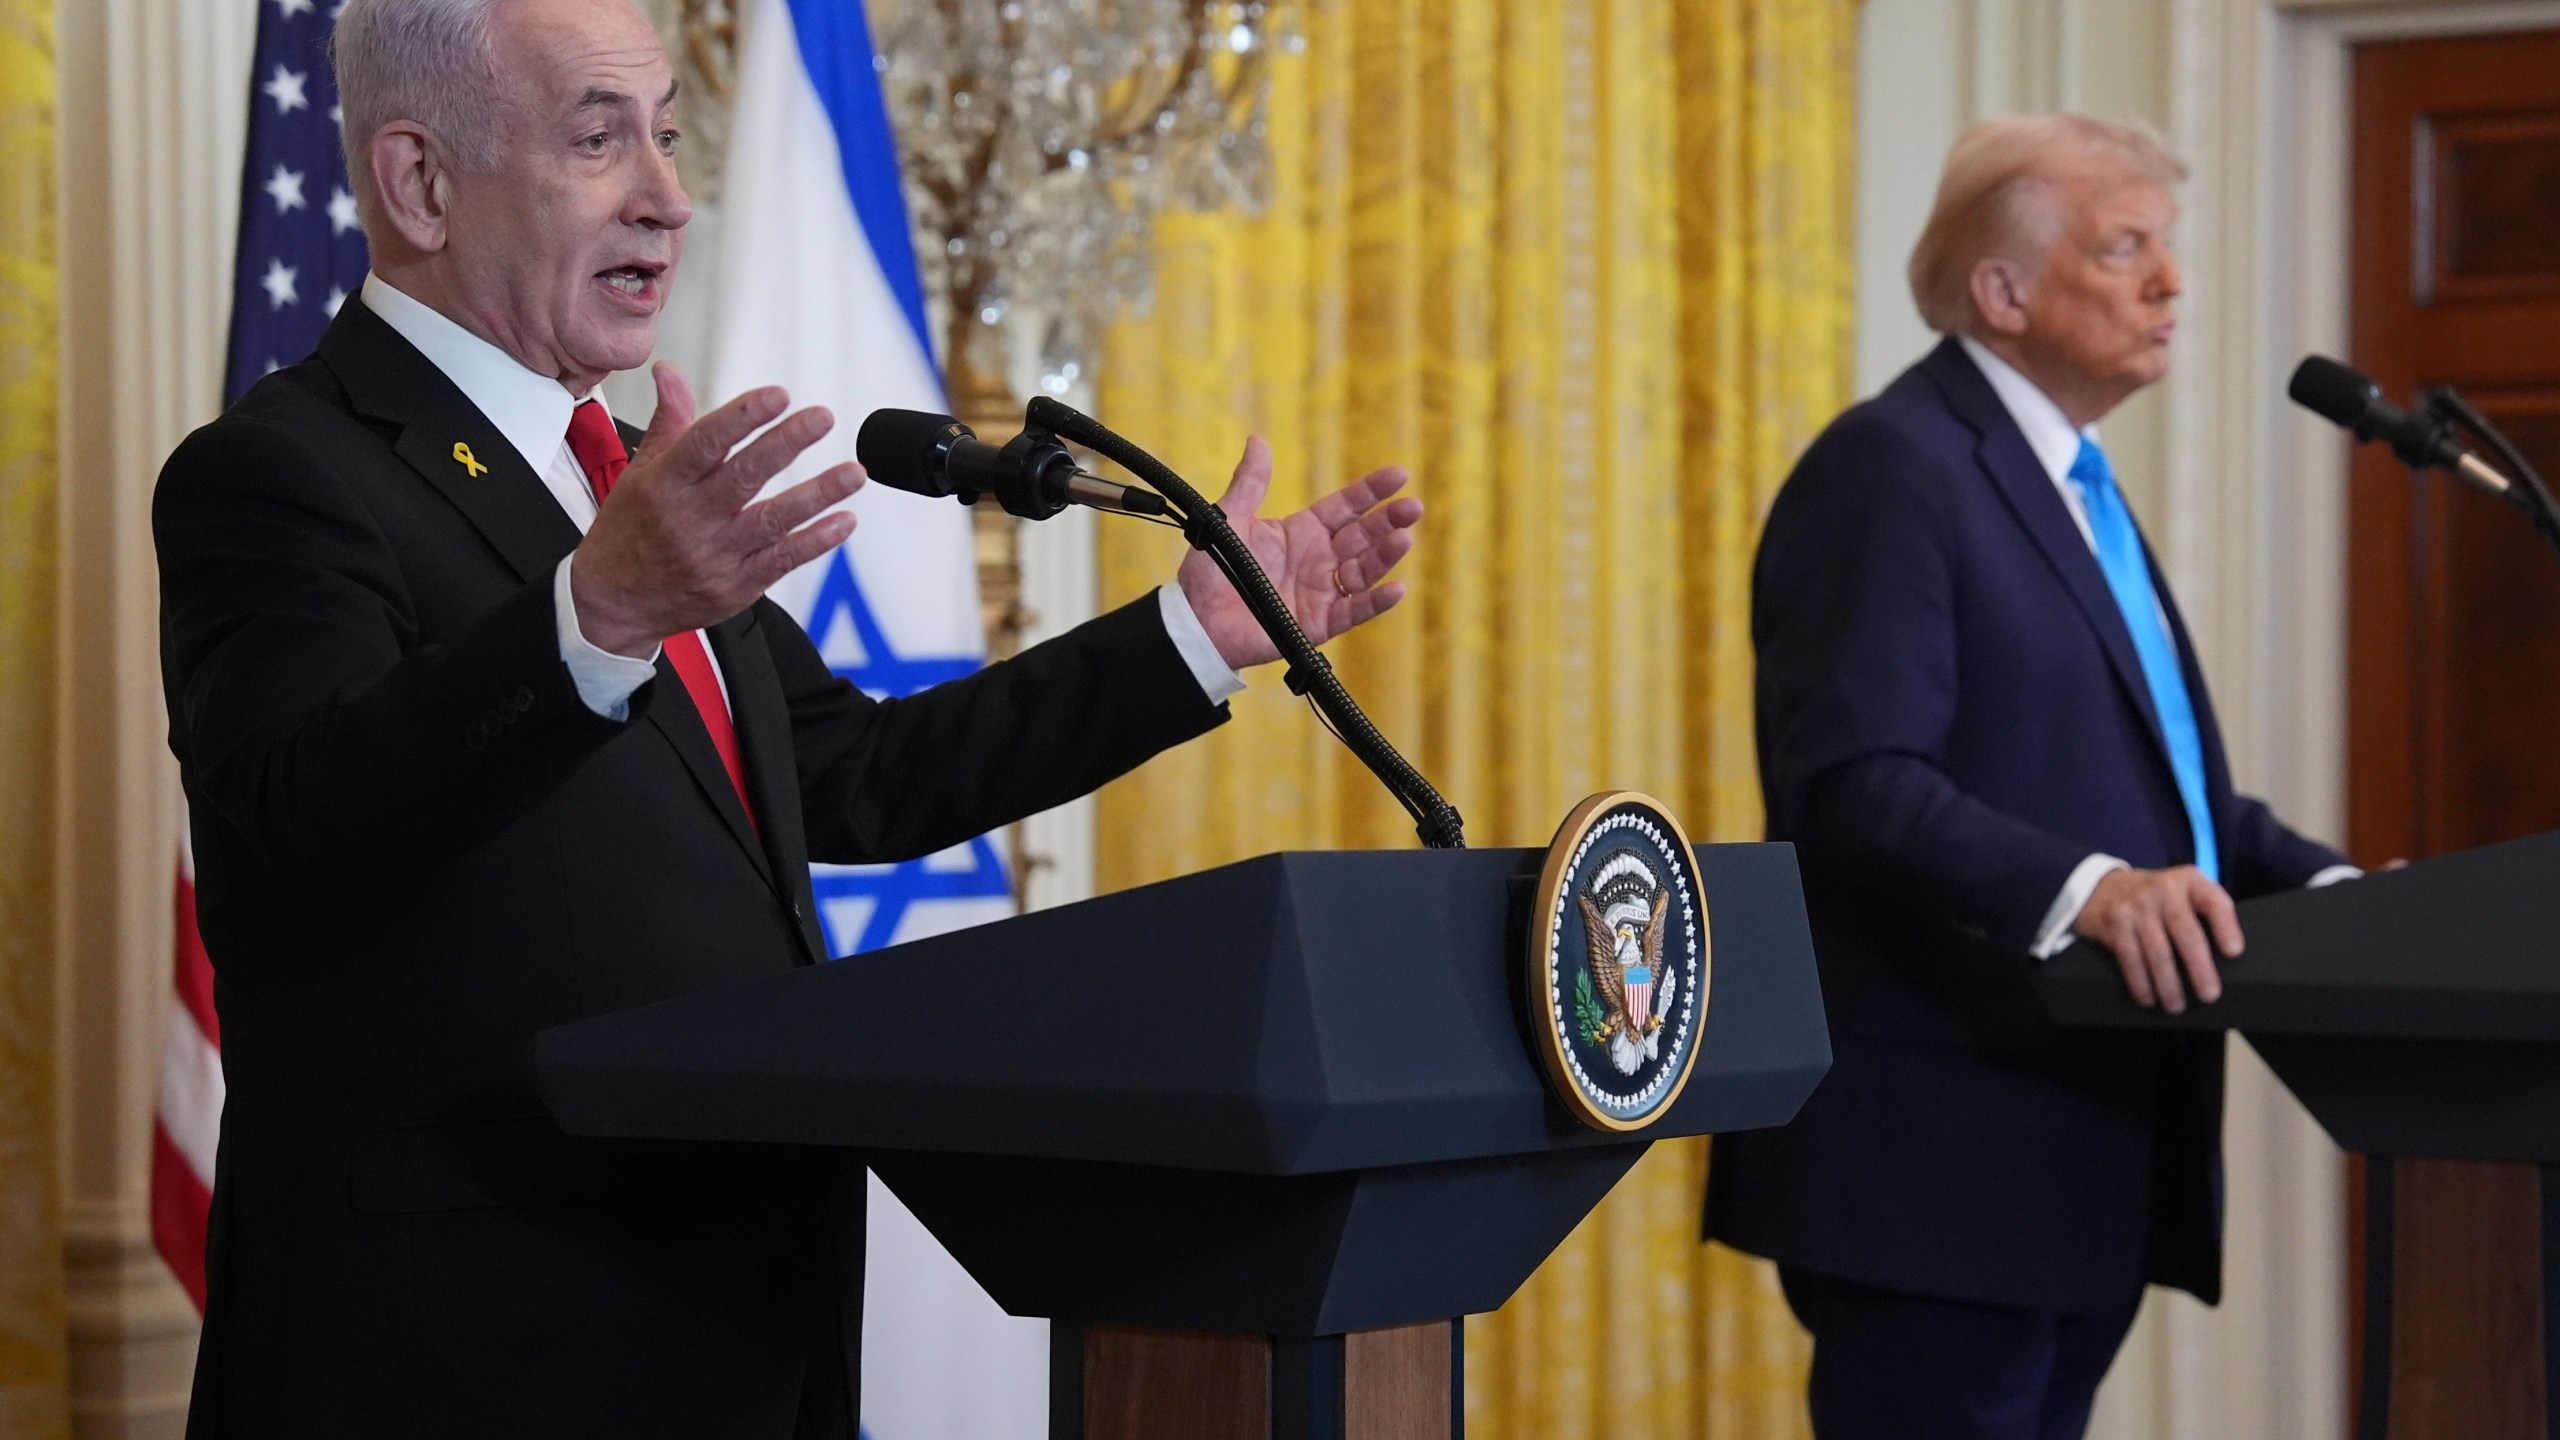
2038 831 2560 1440
538 845 1829 1440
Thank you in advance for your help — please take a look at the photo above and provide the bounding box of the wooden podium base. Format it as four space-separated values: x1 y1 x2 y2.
1050 1321 1461 1440
2358 1157 2560 1440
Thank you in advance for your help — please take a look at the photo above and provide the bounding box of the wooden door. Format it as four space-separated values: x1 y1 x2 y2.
2351 29 2560 859
2347 28 2560 1440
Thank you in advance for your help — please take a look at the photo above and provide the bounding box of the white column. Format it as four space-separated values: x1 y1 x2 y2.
53 0 258 1432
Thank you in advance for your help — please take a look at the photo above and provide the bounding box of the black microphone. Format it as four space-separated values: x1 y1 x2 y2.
2287 355 2513 498
854 408 1168 520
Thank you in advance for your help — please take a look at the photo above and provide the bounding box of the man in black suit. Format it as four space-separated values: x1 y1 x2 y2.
155 0 1423 1434
1705 116 2355 1439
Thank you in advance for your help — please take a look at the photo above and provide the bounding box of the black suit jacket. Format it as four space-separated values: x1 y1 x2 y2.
157 302 1225 1438
1704 341 2344 1313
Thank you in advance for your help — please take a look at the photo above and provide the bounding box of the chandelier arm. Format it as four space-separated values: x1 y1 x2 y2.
1085 23 1181 140
1091 74 1179 150
1089 20 1215 152
909 146 971 215
1217 51 1266 125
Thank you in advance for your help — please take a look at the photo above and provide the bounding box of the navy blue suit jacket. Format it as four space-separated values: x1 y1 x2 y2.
1704 339 2343 1312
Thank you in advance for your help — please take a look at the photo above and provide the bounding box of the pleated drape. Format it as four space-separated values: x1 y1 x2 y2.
0 0 69 1432
1093 0 1855 1432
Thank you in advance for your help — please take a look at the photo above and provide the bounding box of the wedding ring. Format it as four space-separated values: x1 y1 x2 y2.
1333 563 1355 598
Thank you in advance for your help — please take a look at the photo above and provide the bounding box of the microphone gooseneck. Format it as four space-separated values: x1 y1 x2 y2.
1023 395 1467 851
2287 356 2512 499
2426 383 2560 561
2289 354 2560 571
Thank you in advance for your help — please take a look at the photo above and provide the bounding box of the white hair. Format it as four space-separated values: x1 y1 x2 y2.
1906 113 2188 335
331 0 508 209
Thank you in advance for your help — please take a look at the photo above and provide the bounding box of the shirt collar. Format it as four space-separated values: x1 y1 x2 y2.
1958 334 2095 486
359 273 603 473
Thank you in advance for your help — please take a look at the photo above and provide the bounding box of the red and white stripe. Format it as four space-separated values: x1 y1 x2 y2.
1625 977 1655 1031
152 822 222 1311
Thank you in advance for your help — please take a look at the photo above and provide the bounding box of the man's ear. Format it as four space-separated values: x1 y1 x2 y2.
367 123 452 255
1967 258 2032 339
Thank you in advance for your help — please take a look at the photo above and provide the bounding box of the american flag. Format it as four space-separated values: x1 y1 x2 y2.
225 0 369 402
155 0 370 1311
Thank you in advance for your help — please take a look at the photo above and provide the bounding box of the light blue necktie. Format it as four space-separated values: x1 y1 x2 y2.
2071 438 2220 881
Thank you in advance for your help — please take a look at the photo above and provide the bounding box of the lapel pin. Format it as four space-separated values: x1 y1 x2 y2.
452 442 489 478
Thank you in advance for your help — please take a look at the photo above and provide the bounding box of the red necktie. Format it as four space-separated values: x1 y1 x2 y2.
566 401 758 833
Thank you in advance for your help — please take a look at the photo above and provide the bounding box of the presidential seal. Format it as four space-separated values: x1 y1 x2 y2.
1526 792 1711 1132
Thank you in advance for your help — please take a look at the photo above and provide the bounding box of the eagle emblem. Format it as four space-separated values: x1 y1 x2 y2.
1575 854 1676 1076
1525 791 1712 1132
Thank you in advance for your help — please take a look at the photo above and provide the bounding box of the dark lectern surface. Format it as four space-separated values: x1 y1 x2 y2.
2035 831 2560 1164
2039 828 2560 1042
538 844 1830 1175
539 843 1827 1348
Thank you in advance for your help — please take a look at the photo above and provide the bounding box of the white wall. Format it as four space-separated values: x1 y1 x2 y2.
1854 0 2173 518
1854 0 1965 400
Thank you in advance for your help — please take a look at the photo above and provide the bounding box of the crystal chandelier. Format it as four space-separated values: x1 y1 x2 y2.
663 0 1293 664
875 0 1297 411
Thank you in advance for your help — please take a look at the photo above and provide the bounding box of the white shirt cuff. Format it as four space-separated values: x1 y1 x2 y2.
2307 863 2363 888
2031 853 2130 959
1157 583 1246 706
554 554 660 720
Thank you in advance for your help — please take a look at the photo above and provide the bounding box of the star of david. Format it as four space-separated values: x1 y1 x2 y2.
800 548 1012 956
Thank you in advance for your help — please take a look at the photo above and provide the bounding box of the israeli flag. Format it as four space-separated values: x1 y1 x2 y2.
707 0 1045 1434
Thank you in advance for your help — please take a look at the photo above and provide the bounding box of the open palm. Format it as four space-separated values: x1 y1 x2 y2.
1175 437 1423 671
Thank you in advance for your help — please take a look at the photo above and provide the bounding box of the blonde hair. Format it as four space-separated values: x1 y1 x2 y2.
1907 114 2188 335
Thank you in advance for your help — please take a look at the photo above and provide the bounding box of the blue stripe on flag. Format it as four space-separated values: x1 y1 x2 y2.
226 0 369 404
780 0 937 371
797 550 1008 958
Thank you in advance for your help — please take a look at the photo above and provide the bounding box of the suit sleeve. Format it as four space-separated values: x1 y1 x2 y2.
1754 419 2094 957
2217 791 2350 899
156 417 633 901
767 592 1230 865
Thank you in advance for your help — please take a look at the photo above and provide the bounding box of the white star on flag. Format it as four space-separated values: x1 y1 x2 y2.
324 286 346 318
264 165 306 215
329 103 342 130
262 65 307 115
260 258 298 310
327 187 358 236
273 0 313 16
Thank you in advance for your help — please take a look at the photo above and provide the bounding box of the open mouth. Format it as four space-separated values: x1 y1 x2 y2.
595 263 666 301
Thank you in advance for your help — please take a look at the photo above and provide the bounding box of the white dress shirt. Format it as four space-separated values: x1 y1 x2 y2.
358 274 1244 724
1953 338 2358 956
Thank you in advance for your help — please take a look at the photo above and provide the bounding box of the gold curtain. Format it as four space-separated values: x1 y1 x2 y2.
1093 0 1855 1434
0 0 67 1433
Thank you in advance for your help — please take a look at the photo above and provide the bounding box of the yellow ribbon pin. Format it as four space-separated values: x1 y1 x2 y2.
452 442 489 478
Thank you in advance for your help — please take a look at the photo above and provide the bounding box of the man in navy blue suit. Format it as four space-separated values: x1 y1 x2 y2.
1704 115 2359 1440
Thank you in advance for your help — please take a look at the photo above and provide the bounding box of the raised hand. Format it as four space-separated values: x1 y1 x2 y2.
571 363 863 658
1175 436 1423 671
